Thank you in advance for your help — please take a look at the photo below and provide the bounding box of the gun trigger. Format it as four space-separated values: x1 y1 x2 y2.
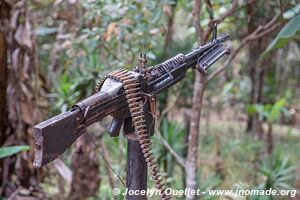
108 117 124 137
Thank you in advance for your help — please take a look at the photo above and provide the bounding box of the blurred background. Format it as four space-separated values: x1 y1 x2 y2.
0 0 299 199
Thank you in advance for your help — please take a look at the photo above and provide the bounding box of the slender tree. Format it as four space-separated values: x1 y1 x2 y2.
185 1 239 199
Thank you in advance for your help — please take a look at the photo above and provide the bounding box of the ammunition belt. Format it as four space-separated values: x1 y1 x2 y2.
96 69 170 200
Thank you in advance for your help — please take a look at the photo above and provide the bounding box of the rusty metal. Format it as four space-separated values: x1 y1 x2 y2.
126 139 147 200
33 25 231 200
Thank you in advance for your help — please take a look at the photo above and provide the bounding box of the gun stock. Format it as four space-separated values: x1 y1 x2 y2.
34 79 128 167
34 110 82 167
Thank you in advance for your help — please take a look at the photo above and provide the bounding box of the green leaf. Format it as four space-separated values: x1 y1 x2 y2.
246 104 257 116
283 4 300 19
274 182 294 190
276 166 296 177
0 145 30 159
151 10 162 24
254 104 269 118
261 14 300 58
267 99 286 123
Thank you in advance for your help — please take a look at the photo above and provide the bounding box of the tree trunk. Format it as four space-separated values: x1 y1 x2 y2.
205 99 211 135
185 1 207 199
215 132 224 179
0 16 8 146
267 123 273 155
0 0 44 198
68 134 101 200
0 4 8 192
182 109 191 189
0 2 10 195
246 2 263 134
185 72 206 200
246 2 272 139
164 3 176 50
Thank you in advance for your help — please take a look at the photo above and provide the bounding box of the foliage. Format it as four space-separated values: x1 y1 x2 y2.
0 145 30 159
221 76 252 105
246 99 290 123
53 74 81 113
283 3 300 19
74 0 167 65
250 149 296 200
260 153 295 190
47 0 177 111
261 13 300 58
222 135 263 161
197 172 221 200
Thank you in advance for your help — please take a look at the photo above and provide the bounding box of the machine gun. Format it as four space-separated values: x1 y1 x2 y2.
33 26 230 200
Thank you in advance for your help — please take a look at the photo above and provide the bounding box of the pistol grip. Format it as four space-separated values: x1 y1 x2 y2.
108 117 124 137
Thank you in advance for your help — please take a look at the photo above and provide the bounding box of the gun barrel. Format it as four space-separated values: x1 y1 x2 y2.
148 33 230 94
